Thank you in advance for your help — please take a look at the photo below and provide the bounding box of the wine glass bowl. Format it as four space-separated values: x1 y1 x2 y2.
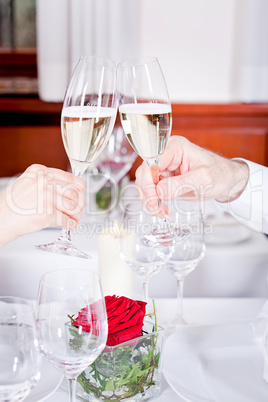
119 201 171 302
36 269 108 402
0 296 41 402
97 126 138 184
166 201 206 328
118 57 171 171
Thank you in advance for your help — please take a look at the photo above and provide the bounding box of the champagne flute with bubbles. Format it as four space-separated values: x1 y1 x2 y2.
36 55 117 258
118 57 189 247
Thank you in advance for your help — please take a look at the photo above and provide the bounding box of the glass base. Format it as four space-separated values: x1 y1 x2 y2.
141 227 190 248
35 237 91 259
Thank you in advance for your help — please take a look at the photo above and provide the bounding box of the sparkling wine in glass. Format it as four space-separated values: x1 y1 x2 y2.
36 55 117 258
118 57 171 174
0 296 41 402
36 269 108 402
118 57 188 246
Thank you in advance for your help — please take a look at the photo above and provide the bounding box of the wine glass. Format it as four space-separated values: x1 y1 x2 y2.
36 269 108 402
96 126 137 218
118 57 188 246
119 201 171 302
98 126 137 184
36 55 117 258
0 296 41 401
166 200 206 328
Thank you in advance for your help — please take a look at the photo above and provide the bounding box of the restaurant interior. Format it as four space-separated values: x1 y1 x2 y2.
0 1 268 402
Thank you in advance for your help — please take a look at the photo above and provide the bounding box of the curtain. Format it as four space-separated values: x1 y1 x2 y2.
237 0 268 102
36 0 141 102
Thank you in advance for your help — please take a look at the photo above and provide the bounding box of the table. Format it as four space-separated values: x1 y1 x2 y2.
1 225 268 300
44 297 266 402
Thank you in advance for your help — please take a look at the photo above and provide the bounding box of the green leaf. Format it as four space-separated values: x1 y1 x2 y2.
105 378 115 391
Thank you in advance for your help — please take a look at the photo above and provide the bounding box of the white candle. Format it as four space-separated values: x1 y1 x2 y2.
98 224 134 298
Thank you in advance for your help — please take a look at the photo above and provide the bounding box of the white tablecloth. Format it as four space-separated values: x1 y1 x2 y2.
44 297 266 402
0 226 268 299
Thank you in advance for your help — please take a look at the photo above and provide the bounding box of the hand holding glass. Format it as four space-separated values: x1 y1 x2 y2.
36 55 117 258
118 57 188 246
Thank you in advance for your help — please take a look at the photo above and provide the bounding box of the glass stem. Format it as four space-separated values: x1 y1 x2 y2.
58 228 71 243
68 378 77 402
143 279 150 302
176 278 184 321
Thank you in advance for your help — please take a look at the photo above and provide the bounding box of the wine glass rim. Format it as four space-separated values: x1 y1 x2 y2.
39 268 101 285
78 54 116 68
0 295 34 306
117 56 158 68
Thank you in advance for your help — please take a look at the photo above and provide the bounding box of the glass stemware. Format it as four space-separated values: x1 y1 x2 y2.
0 296 41 402
36 269 108 402
119 201 171 302
98 126 138 185
167 201 206 328
118 57 188 246
36 55 117 258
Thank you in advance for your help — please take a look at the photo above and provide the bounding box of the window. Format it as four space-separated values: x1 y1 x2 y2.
0 0 37 95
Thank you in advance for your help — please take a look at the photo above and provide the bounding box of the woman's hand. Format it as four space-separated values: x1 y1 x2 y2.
0 164 85 247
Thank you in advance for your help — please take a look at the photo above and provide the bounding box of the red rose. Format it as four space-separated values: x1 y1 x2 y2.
105 295 147 346
72 299 106 336
72 296 146 347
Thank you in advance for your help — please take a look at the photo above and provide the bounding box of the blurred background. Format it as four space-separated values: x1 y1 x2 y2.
0 0 267 179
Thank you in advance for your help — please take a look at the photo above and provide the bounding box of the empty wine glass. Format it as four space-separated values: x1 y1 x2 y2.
36 55 117 258
95 126 137 218
167 200 206 328
36 269 108 402
0 296 41 401
119 201 171 302
98 126 137 184
118 57 188 246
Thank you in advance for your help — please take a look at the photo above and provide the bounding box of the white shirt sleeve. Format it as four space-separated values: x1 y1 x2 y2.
216 159 268 234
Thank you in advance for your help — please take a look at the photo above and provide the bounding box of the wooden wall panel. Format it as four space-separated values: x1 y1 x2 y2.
0 126 68 177
172 127 268 165
0 99 267 179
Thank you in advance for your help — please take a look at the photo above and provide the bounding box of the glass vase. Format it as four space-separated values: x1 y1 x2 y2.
76 321 164 401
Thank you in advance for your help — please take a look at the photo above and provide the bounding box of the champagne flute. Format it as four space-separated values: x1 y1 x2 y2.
0 296 41 401
36 55 117 258
119 201 171 302
118 57 188 246
167 200 206 328
36 269 108 402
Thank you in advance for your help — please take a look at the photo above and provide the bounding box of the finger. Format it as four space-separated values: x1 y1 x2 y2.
51 210 79 231
159 137 183 172
56 184 85 211
55 195 83 221
157 169 206 201
35 165 85 193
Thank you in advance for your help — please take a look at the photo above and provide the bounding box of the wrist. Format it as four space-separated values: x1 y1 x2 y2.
0 192 18 248
216 160 249 203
